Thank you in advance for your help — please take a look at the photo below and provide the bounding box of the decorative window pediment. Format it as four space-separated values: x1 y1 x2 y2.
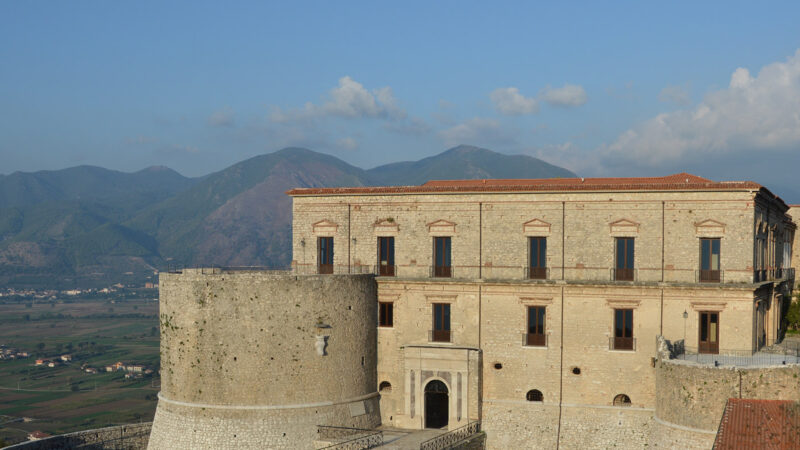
609 219 640 237
374 219 399 236
427 219 456 236
312 219 338 237
690 301 726 312
425 294 457 304
605 299 642 309
523 219 552 237
695 219 725 237
518 296 553 306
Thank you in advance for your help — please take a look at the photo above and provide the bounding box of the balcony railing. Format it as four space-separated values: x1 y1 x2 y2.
609 336 636 351
697 269 723 283
522 333 547 347
374 264 396 277
611 268 636 281
674 345 800 366
525 266 549 280
429 329 452 343
430 265 452 278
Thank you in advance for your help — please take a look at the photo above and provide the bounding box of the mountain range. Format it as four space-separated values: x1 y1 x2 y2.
0 145 576 288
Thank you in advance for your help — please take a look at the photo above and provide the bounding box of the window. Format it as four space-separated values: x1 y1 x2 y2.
615 238 634 281
528 237 547 279
613 394 631 406
379 302 393 327
526 390 543 402
318 237 334 274
700 238 720 282
379 381 392 393
433 237 452 278
613 309 634 350
431 303 451 342
525 306 546 347
378 237 395 276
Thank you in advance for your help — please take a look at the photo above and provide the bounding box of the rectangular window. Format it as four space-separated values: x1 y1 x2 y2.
433 237 452 278
526 306 546 346
318 237 334 274
613 309 634 350
699 312 719 354
700 238 721 282
529 237 547 280
378 237 395 276
378 302 393 327
432 303 451 342
615 238 634 281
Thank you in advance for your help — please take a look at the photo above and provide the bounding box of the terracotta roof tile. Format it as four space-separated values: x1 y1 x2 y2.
286 173 787 204
714 399 800 449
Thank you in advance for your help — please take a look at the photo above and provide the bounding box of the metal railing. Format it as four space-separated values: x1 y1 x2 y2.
696 269 723 283
522 333 547 348
374 264 397 277
609 336 636 351
525 266 549 280
420 421 481 450
316 426 383 450
611 268 637 282
430 265 452 278
429 329 452 343
673 345 800 366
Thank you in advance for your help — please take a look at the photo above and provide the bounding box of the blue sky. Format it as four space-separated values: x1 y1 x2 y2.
2 1 800 199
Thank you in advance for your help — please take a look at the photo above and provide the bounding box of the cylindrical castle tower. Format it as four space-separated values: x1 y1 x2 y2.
147 270 380 449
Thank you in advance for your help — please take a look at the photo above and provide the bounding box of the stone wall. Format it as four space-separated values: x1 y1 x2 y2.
655 358 800 431
148 271 381 450
3 423 151 449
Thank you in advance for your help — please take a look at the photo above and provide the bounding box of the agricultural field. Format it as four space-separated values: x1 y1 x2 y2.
0 297 159 446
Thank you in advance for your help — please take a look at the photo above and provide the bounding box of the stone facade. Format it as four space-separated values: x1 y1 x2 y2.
287 175 796 448
147 271 380 449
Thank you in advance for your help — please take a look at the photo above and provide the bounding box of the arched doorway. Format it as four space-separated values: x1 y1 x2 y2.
424 380 449 429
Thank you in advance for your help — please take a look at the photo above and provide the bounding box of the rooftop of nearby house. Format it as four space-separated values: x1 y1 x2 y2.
714 398 800 449
286 173 786 208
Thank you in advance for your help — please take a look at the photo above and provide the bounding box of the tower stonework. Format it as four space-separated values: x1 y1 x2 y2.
147 270 380 450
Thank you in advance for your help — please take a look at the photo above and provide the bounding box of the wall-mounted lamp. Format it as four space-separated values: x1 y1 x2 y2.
352 237 357 244
300 238 306 247
682 310 688 319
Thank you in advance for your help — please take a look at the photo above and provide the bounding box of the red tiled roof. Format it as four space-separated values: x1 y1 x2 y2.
286 173 788 207
714 399 800 449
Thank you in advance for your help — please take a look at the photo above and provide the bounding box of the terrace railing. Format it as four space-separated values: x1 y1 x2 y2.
316 426 383 450
420 421 481 450
673 345 800 366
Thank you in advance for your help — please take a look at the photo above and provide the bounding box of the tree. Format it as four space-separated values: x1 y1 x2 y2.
785 294 800 332
36 342 45 352
71 382 80 392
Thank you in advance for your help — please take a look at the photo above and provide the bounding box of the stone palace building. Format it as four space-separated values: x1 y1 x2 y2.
285 172 797 448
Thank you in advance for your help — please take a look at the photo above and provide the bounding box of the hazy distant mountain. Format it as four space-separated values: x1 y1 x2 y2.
0 146 576 288
367 145 576 185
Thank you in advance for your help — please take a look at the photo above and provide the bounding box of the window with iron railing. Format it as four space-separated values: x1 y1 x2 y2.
378 237 395 276
613 308 634 350
615 238 634 281
529 237 547 280
699 238 720 282
433 237 452 278
525 306 546 347
431 303 451 342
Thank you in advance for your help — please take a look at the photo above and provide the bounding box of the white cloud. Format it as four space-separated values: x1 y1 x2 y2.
658 84 691 105
541 84 588 107
208 106 235 127
603 49 800 167
439 118 516 147
337 137 359 151
270 76 406 122
490 87 539 115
